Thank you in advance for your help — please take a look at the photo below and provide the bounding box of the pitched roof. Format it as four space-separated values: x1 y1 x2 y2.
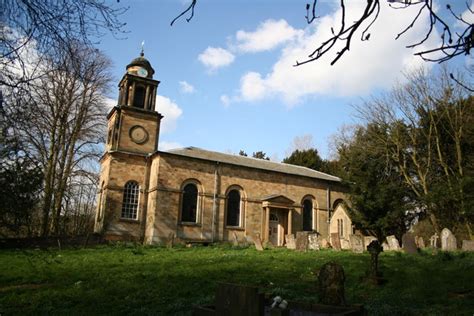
163 146 341 182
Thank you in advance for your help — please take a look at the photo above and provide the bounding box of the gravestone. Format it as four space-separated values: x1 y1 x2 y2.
441 228 457 251
462 240 474 252
285 234 296 250
320 238 330 249
166 232 175 248
416 236 425 249
386 235 401 251
330 233 342 251
232 232 239 247
366 240 384 285
364 236 377 250
215 283 264 316
349 235 364 253
340 239 351 250
402 232 418 254
429 233 439 248
308 233 320 250
317 262 346 306
253 234 264 251
381 242 389 251
295 232 309 251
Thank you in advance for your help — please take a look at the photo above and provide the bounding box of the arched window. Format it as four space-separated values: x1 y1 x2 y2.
302 199 313 231
181 183 198 222
226 189 241 227
121 181 139 219
133 86 145 108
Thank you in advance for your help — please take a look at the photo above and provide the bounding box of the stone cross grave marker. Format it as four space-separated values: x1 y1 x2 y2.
364 236 377 251
386 235 401 251
441 228 457 251
308 233 320 250
295 231 309 251
462 240 474 252
429 233 439 248
402 232 418 254
253 233 264 251
349 235 364 253
367 240 384 285
330 233 342 251
215 283 264 316
285 234 296 250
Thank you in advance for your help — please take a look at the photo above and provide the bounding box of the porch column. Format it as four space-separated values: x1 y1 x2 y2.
288 209 292 235
264 207 270 242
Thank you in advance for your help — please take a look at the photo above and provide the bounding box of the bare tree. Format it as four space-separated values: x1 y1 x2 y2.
1 0 126 88
7 44 112 237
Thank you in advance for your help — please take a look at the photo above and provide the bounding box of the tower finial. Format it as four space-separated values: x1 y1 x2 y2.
140 41 145 56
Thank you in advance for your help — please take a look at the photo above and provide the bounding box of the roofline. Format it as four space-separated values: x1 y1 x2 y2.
152 149 342 184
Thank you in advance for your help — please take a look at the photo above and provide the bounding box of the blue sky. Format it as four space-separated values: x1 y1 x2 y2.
98 0 471 160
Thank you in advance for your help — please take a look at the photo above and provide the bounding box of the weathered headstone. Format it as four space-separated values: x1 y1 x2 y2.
232 232 239 247
166 232 175 248
215 283 264 316
320 238 330 249
441 228 457 251
285 234 296 250
349 235 364 253
340 239 351 250
416 236 425 249
364 236 377 250
317 262 346 306
429 233 439 248
295 232 309 251
253 234 264 251
330 233 342 251
308 233 320 250
386 235 401 251
402 232 418 254
462 240 474 252
381 242 389 251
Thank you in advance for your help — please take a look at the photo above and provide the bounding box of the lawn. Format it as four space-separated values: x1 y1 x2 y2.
1 244 473 315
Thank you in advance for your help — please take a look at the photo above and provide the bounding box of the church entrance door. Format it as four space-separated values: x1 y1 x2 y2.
269 212 280 246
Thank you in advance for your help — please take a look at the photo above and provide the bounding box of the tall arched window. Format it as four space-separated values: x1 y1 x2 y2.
121 181 139 219
181 183 198 222
226 189 241 227
303 199 313 231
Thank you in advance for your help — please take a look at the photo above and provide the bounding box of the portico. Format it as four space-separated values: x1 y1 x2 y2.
261 195 296 246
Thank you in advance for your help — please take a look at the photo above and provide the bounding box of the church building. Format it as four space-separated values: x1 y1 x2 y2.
94 53 351 246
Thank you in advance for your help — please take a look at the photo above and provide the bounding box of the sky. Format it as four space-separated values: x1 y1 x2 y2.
97 0 471 161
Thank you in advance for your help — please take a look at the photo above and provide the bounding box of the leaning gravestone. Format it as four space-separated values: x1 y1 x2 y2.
308 233 320 250
295 232 309 251
462 240 474 252
317 262 346 306
330 233 342 251
441 228 457 251
386 235 401 251
402 232 418 254
253 234 264 251
364 236 377 250
349 235 364 253
285 234 296 250
416 236 426 249
320 238 330 249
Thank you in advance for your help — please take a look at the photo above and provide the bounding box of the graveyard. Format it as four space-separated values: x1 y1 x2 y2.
1 242 473 315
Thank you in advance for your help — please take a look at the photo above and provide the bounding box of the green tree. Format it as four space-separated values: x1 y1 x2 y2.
283 148 324 170
252 151 270 160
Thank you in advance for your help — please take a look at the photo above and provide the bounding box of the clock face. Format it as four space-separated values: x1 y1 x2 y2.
129 125 149 144
137 67 148 77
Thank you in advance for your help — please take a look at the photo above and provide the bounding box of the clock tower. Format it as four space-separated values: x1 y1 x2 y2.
95 52 163 238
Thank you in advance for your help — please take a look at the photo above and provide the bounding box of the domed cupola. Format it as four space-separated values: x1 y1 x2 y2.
126 51 155 79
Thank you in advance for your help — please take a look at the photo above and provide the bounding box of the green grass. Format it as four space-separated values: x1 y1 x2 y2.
1 244 473 315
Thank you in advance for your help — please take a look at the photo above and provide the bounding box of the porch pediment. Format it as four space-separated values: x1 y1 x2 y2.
261 194 295 208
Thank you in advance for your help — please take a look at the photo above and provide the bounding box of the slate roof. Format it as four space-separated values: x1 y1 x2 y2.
164 146 341 182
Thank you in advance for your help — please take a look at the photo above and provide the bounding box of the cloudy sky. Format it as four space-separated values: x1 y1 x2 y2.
98 0 469 160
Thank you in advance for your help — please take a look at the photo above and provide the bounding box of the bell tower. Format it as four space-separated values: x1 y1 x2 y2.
106 51 163 155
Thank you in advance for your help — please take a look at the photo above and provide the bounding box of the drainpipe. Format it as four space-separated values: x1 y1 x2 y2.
211 162 220 243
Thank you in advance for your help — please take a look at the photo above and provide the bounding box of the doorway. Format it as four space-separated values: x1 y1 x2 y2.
269 212 280 246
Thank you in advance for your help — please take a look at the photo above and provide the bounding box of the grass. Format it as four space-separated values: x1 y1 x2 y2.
1 244 473 315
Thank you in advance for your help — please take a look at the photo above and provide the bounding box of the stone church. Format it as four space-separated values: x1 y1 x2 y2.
94 53 352 246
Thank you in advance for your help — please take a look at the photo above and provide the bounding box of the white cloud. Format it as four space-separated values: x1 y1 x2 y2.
229 2 439 105
235 19 303 53
198 47 235 71
179 80 195 94
220 94 231 107
103 97 117 111
456 3 474 28
155 95 183 133
158 141 182 151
